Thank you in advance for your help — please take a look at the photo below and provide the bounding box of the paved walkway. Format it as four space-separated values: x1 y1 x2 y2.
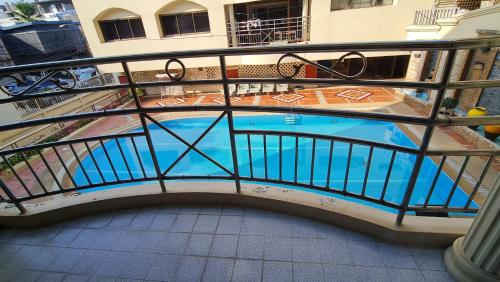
0 205 454 282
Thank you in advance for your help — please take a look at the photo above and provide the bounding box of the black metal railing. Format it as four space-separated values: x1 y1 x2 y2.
0 38 498 225
227 16 310 47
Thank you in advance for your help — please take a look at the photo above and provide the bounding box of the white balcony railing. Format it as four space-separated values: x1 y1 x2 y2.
227 16 310 47
412 7 463 26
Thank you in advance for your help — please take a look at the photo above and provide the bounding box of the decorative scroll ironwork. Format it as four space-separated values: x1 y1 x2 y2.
165 58 186 81
0 69 76 96
276 52 367 79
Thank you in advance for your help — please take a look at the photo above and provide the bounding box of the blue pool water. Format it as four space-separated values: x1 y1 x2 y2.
74 114 476 213
401 89 430 101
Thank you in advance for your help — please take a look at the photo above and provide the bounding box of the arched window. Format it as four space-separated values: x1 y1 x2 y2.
157 1 210 37
97 9 146 42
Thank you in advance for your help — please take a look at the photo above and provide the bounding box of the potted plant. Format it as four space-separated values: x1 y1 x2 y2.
129 88 145 101
441 97 459 116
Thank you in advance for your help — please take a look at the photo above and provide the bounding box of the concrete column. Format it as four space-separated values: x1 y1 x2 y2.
444 176 500 282
302 0 310 40
227 5 238 47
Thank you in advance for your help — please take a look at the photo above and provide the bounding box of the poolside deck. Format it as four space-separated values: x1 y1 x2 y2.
153 87 401 107
0 205 455 282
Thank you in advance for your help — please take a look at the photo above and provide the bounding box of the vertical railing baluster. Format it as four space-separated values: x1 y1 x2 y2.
84 142 106 184
115 139 134 180
69 144 92 186
37 149 63 191
20 152 48 194
131 137 147 179
380 150 396 202
263 134 268 180
396 49 456 225
99 140 119 181
247 134 253 179
52 146 78 188
0 179 26 214
445 156 470 208
423 155 447 207
1 155 33 196
279 135 283 182
361 146 374 197
343 143 353 193
122 61 166 192
465 156 493 209
325 140 334 189
310 138 316 186
219 56 241 193
294 136 299 183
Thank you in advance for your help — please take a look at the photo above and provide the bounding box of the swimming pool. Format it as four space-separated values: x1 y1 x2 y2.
73 114 476 213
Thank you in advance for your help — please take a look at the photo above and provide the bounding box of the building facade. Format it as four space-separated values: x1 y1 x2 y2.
0 21 88 65
73 0 437 74
72 0 500 112
34 0 79 22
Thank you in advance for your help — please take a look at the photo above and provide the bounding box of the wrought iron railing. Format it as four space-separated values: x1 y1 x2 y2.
11 73 115 117
0 38 499 225
227 16 310 47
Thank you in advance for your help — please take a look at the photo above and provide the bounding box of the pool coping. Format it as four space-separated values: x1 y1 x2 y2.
0 182 471 247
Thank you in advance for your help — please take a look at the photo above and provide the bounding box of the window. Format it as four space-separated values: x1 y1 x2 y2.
159 12 210 37
55 3 64 12
331 0 350 10
39 5 51 14
331 0 393 11
99 18 146 42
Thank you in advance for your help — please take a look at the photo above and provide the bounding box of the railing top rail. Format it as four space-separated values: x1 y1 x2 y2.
0 132 144 156
1 38 499 75
229 16 309 25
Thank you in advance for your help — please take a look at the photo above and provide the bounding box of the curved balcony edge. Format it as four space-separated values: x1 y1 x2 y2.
0 182 472 247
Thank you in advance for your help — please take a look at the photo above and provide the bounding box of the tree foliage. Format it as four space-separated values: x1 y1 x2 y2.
13 2 41 22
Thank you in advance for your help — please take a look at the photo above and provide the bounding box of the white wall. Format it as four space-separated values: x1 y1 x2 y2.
310 0 434 43
0 91 21 124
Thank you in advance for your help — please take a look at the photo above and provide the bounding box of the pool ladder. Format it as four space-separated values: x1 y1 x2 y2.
285 113 301 125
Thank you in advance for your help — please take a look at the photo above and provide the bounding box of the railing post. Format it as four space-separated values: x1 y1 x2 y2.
121 62 166 193
219 56 241 193
0 179 26 214
396 49 457 225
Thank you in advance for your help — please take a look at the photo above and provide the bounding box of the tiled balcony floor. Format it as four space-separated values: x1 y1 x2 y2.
0 205 455 282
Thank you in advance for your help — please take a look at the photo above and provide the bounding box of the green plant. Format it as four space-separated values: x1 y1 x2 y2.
13 2 41 22
128 88 144 97
441 97 459 114
0 96 130 174
136 88 144 96
0 149 37 174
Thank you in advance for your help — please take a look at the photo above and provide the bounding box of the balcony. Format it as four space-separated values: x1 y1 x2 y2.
411 1 499 26
227 16 310 47
0 38 499 281
0 204 456 281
